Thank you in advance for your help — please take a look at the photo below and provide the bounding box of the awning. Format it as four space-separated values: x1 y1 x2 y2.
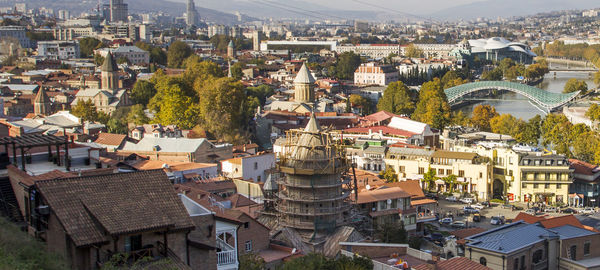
435 179 445 185
411 198 437 206
569 193 584 199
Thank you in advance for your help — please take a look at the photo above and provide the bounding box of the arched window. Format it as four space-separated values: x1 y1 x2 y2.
514 258 519 269
533 249 544 263
480 257 487 266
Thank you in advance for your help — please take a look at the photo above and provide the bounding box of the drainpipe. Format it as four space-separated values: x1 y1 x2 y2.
502 255 505 270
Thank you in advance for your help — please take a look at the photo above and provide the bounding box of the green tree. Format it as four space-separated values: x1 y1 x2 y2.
573 132 600 164
481 68 503 81
451 110 470 126
230 62 244 80
412 79 451 129
376 222 408 244
405 44 424 58
333 52 362 80
443 174 458 192
167 41 192 68
563 78 588 94
350 94 374 115
379 167 398 183
79 37 103 57
130 80 157 105
116 56 129 65
239 253 266 270
136 41 167 65
197 77 253 143
94 54 105 66
423 167 437 191
106 118 128 134
594 71 600 87
376 81 415 115
246 85 275 107
127 104 150 125
471 104 499 131
71 99 98 122
148 78 199 129
586 103 600 122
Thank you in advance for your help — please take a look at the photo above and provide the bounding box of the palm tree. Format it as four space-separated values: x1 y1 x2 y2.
423 167 437 192
443 175 458 193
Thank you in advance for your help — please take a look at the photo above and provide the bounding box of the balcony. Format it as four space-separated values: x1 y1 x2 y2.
532 259 547 270
217 250 237 266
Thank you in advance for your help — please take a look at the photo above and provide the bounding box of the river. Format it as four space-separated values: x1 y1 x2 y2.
458 71 595 120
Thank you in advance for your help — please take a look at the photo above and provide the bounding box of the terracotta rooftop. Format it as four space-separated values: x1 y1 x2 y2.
94 133 126 146
515 213 599 232
344 126 417 138
569 159 600 178
355 187 411 204
381 180 425 199
413 257 492 270
35 170 195 247
227 193 257 208
450 227 487 239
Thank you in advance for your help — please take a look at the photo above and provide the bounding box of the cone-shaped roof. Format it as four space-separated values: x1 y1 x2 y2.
34 87 50 104
304 112 321 133
101 52 118 72
293 62 315 84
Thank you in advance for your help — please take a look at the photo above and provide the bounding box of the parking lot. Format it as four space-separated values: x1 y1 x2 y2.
428 199 586 232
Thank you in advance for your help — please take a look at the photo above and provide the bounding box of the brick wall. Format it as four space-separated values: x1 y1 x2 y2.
237 213 270 255
561 234 600 261
7 165 31 217
189 214 217 270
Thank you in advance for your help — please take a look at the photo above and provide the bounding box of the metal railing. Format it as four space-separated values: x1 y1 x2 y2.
217 250 237 266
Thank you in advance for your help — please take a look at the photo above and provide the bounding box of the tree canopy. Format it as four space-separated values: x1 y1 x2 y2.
376 81 415 115
80 37 104 58
412 79 451 129
167 41 192 68
471 104 499 131
333 52 361 80
563 78 588 94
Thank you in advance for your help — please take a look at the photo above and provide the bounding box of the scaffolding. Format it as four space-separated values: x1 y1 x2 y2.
261 118 355 244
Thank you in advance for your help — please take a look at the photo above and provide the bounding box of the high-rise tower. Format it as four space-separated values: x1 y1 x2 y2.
294 62 315 104
110 0 128 22
186 0 199 27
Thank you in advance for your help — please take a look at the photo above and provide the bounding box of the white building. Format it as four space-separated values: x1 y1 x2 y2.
95 46 150 65
354 62 399 86
336 43 400 59
37 41 80 60
0 26 32 48
221 153 276 183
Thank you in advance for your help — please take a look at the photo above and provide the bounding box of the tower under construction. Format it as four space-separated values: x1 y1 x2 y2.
261 114 353 249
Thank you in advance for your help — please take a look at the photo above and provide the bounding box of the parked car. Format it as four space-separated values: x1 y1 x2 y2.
472 203 485 210
473 213 482 222
439 217 453 225
463 206 479 214
490 216 505 225
525 208 537 216
426 232 445 245
561 208 578 214
512 205 524 211
501 204 512 209
545 207 558 213
425 193 439 200
446 196 458 202
451 221 467 228
481 201 491 207
581 207 596 215
460 197 475 204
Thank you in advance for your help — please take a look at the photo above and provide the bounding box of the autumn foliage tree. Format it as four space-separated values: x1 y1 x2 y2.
471 105 499 131
376 81 415 115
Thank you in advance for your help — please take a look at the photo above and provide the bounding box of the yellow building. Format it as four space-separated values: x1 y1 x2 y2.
519 154 573 204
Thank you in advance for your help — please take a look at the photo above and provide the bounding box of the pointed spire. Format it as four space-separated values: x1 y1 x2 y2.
34 87 50 104
101 52 118 72
294 62 315 84
304 112 321 133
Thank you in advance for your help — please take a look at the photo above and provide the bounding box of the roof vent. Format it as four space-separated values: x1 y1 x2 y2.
366 184 371 191
162 163 169 169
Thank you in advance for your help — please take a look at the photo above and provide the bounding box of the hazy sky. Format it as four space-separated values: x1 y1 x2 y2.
301 0 482 13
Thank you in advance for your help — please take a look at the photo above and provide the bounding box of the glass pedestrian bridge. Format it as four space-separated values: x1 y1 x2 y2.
444 81 580 111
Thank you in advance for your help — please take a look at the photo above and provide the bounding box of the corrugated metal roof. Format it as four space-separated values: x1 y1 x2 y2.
466 221 557 254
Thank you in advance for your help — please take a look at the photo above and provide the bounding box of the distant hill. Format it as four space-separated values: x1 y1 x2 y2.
11 0 255 25
429 0 600 20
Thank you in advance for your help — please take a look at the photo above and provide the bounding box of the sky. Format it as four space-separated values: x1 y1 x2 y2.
300 0 482 14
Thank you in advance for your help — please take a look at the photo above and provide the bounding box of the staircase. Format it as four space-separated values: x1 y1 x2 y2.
0 177 24 223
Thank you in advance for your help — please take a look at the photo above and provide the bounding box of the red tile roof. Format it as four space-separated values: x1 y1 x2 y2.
363 111 400 123
569 159 600 177
515 213 599 232
382 180 425 199
94 133 126 146
513 212 546 224
450 227 486 239
413 257 492 270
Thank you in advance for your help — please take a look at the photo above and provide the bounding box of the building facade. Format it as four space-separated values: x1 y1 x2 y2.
37 41 80 60
354 62 399 86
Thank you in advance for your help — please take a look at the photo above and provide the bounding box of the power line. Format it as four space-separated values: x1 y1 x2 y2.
251 0 331 21
349 0 439 23
262 0 349 21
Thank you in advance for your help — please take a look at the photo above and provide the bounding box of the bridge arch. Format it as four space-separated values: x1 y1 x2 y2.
444 81 580 112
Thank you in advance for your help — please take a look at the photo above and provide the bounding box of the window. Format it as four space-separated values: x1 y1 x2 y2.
545 183 550 189
521 255 525 269
254 162 258 170
399 166 405 173
479 172 483 178
459 170 465 177
124 234 142 252
570 245 577 260
438 169 444 175
514 258 519 269
534 183 539 188
585 242 591 256
522 182 527 188
244 222 249 229
418 167 425 174
533 249 544 263
557 184 561 189
480 257 487 266
245 240 252 252
447 169 452 175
